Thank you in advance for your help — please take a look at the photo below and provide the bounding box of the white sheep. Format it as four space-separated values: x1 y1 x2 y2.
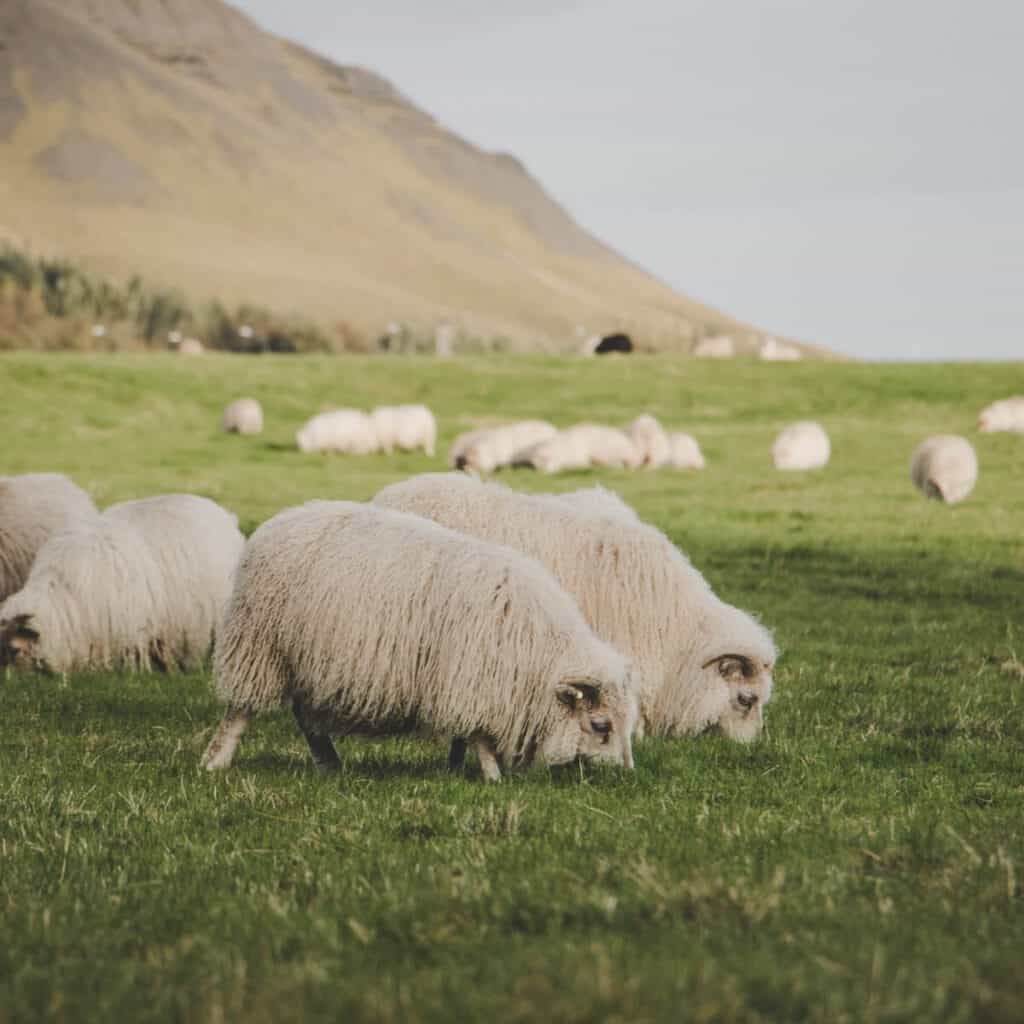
977 397 1024 433
370 405 437 456
759 337 802 361
552 486 640 524
450 420 558 473
373 473 776 744
201 501 637 779
178 337 204 356
694 335 734 359
515 425 642 474
910 435 978 504
222 398 264 435
628 415 671 469
667 432 706 470
0 494 244 673
296 410 379 455
0 473 99 602
772 421 831 470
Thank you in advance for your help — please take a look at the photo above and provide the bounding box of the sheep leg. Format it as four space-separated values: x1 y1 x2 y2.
447 737 468 772
202 707 251 771
474 736 502 782
292 703 341 772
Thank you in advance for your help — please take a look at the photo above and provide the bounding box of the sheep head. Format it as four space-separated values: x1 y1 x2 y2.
703 652 775 743
540 677 637 770
0 613 45 671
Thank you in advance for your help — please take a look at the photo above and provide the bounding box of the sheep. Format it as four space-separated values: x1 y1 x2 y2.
977 396 1024 433
759 337 802 362
628 415 671 469
450 420 558 473
201 500 637 779
296 409 379 455
772 421 831 470
222 398 264 435
910 435 978 504
0 495 244 674
667 432 706 470
0 473 99 602
370 404 437 456
515 425 642 474
694 335 734 359
552 486 640 524
373 473 777 744
178 337 204 356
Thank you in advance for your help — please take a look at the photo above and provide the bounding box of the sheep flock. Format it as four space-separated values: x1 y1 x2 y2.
1 381 1014 786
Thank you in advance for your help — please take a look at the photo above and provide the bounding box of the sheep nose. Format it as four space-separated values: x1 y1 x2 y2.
736 691 759 710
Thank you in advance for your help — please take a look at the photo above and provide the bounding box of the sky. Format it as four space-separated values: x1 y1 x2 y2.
235 0 1024 361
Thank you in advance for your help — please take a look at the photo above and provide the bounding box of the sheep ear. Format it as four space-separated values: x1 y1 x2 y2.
556 679 603 710
705 654 753 682
1 614 39 655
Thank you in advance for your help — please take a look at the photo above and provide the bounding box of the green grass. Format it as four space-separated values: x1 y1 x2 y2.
2 352 1024 1023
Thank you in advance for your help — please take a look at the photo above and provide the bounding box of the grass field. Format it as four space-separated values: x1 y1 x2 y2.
3 352 1024 1023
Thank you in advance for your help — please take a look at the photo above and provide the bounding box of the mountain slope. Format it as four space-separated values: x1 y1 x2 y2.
0 0 828 354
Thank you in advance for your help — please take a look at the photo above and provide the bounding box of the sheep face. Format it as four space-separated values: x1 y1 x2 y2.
704 654 774 743
460 442 496 474
539 679 637 769
0 614 47 672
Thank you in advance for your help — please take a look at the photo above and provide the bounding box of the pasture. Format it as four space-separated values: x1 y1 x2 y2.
2 352 1023 1023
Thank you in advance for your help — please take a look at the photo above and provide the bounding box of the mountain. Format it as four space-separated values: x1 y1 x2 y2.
0 0 829 354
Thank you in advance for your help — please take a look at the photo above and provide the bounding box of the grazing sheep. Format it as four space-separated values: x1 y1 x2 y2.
222 398 264 435
0 495 244 674
553 486 640 524
201 501 637 779
515 425 642 474
451 420 558 473
296 410 378 455
772 421 831 470
178 337 204 356
594 333 633 355
628 415 671 469
910 435 978 504
759 337 802 362
694 335 734 359
373 473 776 743
0 473 99 602
667 433 706 470
977 396 1024 433
370 405 437 456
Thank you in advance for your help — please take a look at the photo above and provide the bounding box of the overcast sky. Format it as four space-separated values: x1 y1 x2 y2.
236 0 1023 361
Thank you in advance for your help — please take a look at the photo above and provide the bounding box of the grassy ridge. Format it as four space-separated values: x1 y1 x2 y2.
2 353 1024 1022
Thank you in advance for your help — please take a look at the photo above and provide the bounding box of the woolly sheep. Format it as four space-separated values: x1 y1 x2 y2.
515 425 642 474
553 486 640 524
759 337 802 362
667 432 706 470
178 337 204 356
772 421 831 470
910 435 978 504
0 473 99 602
373 473 777 744
451 420 558 473
977 396 1024 433
222 398 264 435
628 415 671 469
0 495 244 674
296 409 379 455
370 404 437 456
201 501 637 779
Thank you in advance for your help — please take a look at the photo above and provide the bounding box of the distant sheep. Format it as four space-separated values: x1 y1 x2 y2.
667 432 706 470
553 486 640 524
759 337 802 362
772 421 831 470
694 335 734 359
628 415 671 469
977 397 1024 433
594 333 633 355
0 473 99 602
0 495 244 674
910 435 978 504
222 398 264 435
370 405 437 456
178 337 204 356
296 410 378 455
374 473 777 743
451 420 558 473
201 501 637 778
515 424 642 474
